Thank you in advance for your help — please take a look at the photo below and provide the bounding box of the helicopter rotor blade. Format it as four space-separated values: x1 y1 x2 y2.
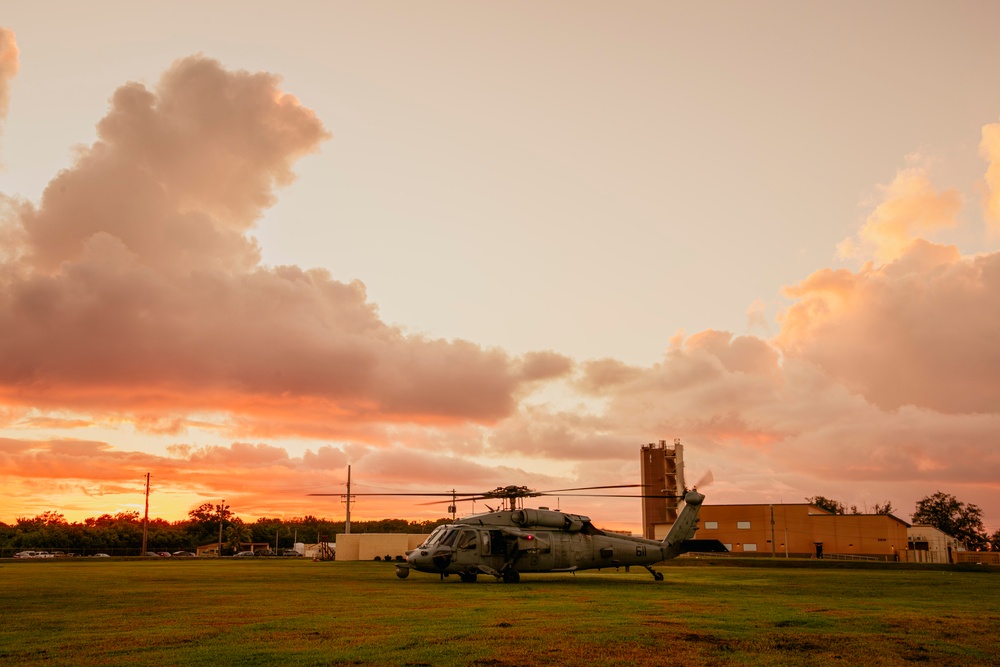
693 470 714 489
308 480 699 506
307 492 479 498
536 484 647 493
417 495 489 506
551 493 687 499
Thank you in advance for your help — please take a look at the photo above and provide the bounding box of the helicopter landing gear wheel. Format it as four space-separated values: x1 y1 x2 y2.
653 571 664 581
459 572 478 583
502 570 520 584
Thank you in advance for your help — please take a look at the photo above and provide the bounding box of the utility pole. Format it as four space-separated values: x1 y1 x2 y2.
770 504 776 558
343 465 352 534
141 473 150 556
218 499 225 557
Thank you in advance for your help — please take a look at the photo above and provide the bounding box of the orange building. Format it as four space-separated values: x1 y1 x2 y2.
691 503 910 560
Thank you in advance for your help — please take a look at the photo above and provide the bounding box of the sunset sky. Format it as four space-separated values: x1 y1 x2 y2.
1 2 998 534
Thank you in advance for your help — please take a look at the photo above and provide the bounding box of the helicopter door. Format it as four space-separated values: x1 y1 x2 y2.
453 530 478 566
488 530 506 556
554 533 571 569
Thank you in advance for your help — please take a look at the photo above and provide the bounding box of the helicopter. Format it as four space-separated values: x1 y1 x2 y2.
314 482 725 583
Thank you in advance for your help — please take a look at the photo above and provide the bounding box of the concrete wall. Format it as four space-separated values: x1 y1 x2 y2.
954 551 1000 565
334 534 428 561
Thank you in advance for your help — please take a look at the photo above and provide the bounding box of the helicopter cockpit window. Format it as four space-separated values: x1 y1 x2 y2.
457 530 478 550
439 529 459 547
420 526 448 548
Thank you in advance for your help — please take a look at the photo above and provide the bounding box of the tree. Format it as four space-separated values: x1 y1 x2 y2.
871 501 895 515
187 502 217 524
806 497 896 516
805 496 847 515
911 492 988 551
989 529 1000 552
225 519 252 554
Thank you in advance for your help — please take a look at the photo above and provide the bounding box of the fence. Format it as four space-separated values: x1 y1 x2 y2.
953 551 1000 565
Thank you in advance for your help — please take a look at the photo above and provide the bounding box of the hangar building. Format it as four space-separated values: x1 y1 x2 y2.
691 503 910 560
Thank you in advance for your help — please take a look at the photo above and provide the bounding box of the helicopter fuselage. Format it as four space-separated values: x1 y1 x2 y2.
398 491 707 582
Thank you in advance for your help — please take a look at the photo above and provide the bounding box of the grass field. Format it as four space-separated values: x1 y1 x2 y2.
1 558 998 666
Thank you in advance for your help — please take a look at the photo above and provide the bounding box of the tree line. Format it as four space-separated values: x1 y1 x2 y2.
4 491 998 556
0 502 452 557
806 491 999 552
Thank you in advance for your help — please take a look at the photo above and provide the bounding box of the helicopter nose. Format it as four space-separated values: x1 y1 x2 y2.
407 546 452 571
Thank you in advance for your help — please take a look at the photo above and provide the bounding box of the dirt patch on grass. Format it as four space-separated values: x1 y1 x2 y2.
680 631 736 652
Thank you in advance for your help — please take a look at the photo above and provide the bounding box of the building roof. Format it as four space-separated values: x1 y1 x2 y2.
703 503 910 526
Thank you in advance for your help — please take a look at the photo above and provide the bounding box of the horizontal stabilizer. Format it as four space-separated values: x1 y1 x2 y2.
680 539 729 554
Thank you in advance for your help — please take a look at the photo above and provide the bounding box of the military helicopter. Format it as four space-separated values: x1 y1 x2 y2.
315 481 724 583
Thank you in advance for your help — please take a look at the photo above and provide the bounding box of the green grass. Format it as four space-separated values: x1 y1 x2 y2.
1 558 997 666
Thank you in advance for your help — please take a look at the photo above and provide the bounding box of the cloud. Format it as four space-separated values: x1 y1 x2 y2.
3 50 999 530
0 56 570 437
0 436 356 519
982 120 1000 233
836 166 961 264
778 240 1000 414
0 27 18 126
559 268 1000 510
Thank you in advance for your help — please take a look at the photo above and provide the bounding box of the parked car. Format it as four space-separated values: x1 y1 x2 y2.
13 551 38 559
281 548 302 557
172 551 196 557
156 552 171 558
254 550 277 557
234 550 256 557
145 551 160 557
91 553 110 558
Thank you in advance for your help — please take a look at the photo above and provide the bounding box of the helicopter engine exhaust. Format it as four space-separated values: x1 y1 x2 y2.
512 508 587 532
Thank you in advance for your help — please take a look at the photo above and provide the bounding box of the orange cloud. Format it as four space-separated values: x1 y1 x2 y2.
0 56 571 436
0 436 351 520
982 120 1000 233
778 240 1000 414
0 27 18 125
0 434 577 523
836 167 961 264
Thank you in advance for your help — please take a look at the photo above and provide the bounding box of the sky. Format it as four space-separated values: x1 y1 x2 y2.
1 2 999 534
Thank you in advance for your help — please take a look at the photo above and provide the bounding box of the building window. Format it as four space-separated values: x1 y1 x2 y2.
704 521 718 530
723 544 732 551
737 521 751 530
743 543 757 552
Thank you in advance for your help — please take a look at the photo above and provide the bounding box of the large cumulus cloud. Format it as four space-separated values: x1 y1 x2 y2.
779 240 1000 414
561 156 1000 515
0 56 571 437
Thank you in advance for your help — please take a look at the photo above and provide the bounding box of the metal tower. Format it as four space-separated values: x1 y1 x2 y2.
640 438 686 539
